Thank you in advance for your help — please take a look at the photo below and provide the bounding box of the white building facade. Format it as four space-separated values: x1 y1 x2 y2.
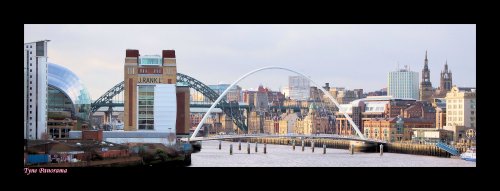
445 86 476 128
387 67 419 100
24 40 50 140
288 76 310 100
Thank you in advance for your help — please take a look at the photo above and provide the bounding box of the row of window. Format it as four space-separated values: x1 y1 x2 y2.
448 104 463 109
448 110 464 115
138 85 155 130
447 117 463 121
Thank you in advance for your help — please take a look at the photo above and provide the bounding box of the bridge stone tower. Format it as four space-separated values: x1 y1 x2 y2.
420 51 434 102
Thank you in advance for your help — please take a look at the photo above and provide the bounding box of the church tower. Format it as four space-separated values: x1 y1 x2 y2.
440 61 453 91
420 51 434 101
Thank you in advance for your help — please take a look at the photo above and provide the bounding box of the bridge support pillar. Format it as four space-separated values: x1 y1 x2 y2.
380 144 384 156
293 140 296 151
238 141 241 150
264 143 267 154
219 141 221 150
255 143 258 153
301 140 305 152
323 144 326 154
350 144 354 155
230 144 233 155
247 142 250 154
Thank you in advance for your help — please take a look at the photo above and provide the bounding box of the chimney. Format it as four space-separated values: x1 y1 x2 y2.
162 50 176 58
126 49 139 57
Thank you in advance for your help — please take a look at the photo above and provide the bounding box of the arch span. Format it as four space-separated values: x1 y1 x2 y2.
91 73 248 130
191 66 366 140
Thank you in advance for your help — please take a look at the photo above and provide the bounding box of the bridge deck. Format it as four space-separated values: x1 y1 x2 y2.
182 134 385 144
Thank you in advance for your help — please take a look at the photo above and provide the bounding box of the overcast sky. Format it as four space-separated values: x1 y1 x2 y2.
24 24 476 100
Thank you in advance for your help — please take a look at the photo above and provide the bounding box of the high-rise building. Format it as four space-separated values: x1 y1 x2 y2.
388 66 419 100
420 51 434 101
208 84 242 102
24 40 50 140
288 76 310 100
124 49 183 139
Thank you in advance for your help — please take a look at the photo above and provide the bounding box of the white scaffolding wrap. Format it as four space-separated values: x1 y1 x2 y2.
154 84 177 133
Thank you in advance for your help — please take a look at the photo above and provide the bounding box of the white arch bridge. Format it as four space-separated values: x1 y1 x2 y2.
182 66 384 144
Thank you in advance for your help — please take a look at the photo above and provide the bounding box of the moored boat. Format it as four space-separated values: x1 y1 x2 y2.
460 146 476 162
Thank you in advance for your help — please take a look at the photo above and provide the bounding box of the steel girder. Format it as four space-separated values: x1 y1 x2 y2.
176 73 247 131
91 81 124 113
91 73 248 131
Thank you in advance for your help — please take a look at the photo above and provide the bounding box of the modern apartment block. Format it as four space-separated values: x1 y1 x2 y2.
24 40 50 140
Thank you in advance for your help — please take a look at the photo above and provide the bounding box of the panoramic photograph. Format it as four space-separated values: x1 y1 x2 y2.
23 24 476 170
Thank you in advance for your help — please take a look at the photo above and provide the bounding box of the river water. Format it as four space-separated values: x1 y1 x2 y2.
190 140 476 167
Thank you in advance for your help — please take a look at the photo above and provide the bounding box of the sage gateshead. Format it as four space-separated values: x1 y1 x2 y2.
47 63 92 139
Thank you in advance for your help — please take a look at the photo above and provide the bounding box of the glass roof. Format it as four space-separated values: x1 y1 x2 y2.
48 63 92 105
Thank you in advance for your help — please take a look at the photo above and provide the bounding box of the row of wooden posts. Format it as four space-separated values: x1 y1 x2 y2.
217 138 454 158
221 139 331 155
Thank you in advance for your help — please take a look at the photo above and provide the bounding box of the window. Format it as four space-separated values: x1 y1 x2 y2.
30 105 32 108
471 111 474 115
29 117 32 120
30 87 32 90
30 75 32 78
30 81 32 84
30 111 32 114
30 93 32 96
30 69 32 72
30 51 32 54
30 99 32 102
36 41 45 56
138 85 154 130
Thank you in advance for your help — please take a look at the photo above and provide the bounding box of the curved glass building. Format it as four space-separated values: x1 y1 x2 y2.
47 63 92 138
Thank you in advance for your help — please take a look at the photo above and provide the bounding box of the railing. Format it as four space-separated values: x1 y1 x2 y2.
436 142 459 156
